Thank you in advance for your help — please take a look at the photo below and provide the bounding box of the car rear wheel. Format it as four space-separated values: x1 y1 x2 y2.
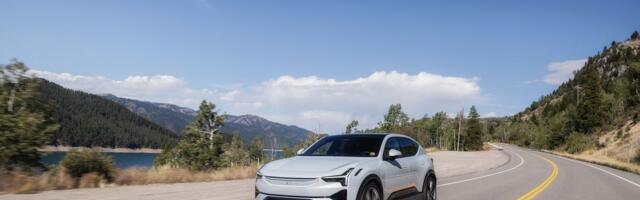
357 181 382 200
423 175 437 200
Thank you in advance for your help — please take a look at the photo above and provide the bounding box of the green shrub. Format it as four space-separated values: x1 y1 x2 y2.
60 150 116 181
616 130 624 139
565 132 595 154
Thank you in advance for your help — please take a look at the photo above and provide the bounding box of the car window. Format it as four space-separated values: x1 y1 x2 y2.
311 141 333 156
383 138 401 157
302 135 384 157
399 138 419 156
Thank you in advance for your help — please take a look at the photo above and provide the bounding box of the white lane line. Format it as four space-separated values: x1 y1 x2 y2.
547 153 640 189
438 147 525 187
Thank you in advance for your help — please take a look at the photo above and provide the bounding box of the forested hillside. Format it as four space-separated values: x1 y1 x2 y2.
36 80 179 149
501 31 640 164
101 94 196 133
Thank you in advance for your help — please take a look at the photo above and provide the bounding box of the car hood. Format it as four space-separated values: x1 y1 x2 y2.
260 156 372 178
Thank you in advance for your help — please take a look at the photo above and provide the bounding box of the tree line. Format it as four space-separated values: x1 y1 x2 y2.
373 104 485 151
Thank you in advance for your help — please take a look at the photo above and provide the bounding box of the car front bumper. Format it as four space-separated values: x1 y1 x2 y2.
255 176 348 200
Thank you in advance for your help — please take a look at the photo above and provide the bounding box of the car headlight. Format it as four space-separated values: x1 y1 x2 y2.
256 171 263 180
321 168 354 186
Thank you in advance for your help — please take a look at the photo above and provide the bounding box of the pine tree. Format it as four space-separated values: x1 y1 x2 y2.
631 31 639 40
222 134 248 167
576 66 606 133
248 137 264 164
0 60 58 169
378 104 409 132
428 112 447 148
464 106 483 151
155 100 225 171
345 120 359 134
628 62 640 106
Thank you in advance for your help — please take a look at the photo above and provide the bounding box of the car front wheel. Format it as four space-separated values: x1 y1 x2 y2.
423 175 437 200
357 181 382 200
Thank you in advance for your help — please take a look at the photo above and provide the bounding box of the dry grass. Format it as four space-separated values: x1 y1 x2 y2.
424 147 440 153
115 164 259 186
544 150 640 175
0 164 260 194
596 121 640 163
0 168 75 194
542 121 640 175
78 173 106 188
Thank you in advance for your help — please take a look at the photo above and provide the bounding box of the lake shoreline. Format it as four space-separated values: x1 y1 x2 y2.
39 146 162 154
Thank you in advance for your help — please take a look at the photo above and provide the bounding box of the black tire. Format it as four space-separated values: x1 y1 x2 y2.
423 174 437 200
357 181 382 200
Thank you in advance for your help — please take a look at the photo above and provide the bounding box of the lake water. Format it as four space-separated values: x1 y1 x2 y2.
40 152 159 168
41 150 284 168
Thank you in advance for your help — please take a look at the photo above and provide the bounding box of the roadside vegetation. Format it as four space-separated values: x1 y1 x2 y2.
499 31 640 173
0 161 259 194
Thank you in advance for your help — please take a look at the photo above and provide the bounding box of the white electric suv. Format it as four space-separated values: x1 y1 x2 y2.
255 134 437 200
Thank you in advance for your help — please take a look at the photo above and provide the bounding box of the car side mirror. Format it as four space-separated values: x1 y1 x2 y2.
296 148 305 155
387 149 402 160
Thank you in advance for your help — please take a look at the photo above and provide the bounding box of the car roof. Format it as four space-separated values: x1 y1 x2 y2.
324 133 387 139
324 133 410 140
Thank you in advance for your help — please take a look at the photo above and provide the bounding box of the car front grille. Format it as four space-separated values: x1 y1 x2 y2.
262 190 346 200
265 176 317 186
264 197 310 200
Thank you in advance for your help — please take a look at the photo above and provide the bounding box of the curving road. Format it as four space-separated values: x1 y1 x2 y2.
430 144 640 200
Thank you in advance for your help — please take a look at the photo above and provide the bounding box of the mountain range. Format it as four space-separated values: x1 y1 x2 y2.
101 94 313 149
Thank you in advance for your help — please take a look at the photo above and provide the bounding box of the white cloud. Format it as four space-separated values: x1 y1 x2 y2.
231 71 483 132
32 70 484 133
543 59 586 85
483 112 498 118
30 70 220 108
219 90 239 101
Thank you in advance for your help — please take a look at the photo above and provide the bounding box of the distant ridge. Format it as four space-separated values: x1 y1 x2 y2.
102 95 313 148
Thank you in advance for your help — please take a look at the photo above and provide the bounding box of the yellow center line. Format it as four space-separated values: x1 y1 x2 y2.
517 154 559 200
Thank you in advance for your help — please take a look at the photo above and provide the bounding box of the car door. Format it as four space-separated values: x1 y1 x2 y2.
380 137 411 195
398 138 420 188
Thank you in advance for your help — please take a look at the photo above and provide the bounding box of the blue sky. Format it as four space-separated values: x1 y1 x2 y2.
1 0 639 132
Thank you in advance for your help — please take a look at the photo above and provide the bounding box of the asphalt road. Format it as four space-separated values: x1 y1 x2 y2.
433 144 640 200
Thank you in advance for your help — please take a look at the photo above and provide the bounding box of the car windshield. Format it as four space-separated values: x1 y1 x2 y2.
301 135 385 157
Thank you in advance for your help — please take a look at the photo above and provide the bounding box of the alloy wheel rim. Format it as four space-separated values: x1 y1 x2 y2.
429 178 436 200
365 186 380 200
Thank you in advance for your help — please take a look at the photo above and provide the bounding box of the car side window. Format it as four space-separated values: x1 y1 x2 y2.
383 138 401 157
311 141 333 156
399 138 419 157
